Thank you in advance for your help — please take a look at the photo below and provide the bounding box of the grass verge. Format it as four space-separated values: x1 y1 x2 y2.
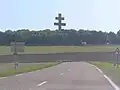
89 61 120 86
0 45 120 55
0 62 61 77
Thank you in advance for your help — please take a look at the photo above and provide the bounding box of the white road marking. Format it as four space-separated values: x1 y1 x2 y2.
15 74 23 76
37 81 47 87
90 64 95 67
60 73 64 75
0 69 42 79
68 69 70 71
36 70 41 72
0 77 7 79
104 75 120 90
92 65 103 74
90 63 120 90
28 72 34 74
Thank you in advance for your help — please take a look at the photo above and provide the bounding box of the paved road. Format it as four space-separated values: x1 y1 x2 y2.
0 62 114 90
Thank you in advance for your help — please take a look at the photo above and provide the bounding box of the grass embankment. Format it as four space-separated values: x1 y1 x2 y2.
0 62 60 77
90 61 120 86
0 45 120 55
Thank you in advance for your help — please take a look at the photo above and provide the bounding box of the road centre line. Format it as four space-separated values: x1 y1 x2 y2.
37 81 47 87
68 69 70 71
60 73 64 75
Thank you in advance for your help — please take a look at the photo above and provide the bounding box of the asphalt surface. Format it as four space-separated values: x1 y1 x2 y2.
0 62 114 90
0 52 115 63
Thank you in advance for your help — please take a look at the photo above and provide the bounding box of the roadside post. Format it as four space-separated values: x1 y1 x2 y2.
115 48 120 68
11 42 25 70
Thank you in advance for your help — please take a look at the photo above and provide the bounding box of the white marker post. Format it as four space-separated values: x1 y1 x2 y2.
115 48 120 68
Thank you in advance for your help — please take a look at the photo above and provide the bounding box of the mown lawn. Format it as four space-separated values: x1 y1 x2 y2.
0 45 120 55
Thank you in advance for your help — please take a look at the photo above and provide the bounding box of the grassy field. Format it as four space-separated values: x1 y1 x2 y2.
0 45 120 55
90 61 120 86
0 62 60 77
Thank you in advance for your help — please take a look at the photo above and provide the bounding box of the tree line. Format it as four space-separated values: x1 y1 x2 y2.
1 29 120 45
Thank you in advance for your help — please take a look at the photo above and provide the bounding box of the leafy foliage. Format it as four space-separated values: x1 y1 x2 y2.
1 29 120 45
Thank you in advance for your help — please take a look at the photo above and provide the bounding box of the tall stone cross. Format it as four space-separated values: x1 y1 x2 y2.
54 13 66 30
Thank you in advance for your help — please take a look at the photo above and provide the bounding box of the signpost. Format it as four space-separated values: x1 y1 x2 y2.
11 42 25 70
114 48 120 68
11 42 25 52
54 13 66 30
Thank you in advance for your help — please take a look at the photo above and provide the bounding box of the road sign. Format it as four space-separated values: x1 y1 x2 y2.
115 48 120 54
55 17 64 20
114 48 120 68
54 13 66 30
54 23 66 26
11 42 25 52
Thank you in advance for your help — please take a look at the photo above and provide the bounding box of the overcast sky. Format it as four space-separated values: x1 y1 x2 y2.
0 0 120 32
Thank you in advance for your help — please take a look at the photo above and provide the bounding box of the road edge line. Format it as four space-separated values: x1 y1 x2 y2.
15 74 23 76
90 64 120 90
0 77 7 79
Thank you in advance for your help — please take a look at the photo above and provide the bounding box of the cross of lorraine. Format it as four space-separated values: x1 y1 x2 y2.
54 13 66 30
